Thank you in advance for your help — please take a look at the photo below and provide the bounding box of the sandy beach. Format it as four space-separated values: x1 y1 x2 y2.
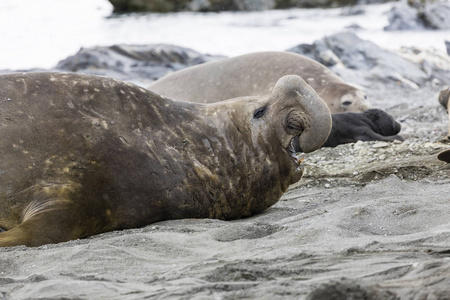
1 166 450 299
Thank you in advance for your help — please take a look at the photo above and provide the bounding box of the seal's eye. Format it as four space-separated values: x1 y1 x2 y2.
253 107 267 119
342 101 352 106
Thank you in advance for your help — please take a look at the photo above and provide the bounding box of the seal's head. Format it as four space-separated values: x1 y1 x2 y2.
269 75 332 182
363 108 402 136
217 75 332 185
322 83 372 113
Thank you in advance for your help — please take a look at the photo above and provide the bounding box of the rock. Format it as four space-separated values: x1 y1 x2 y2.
384 4 426 31
107 0 275 12
235 0 276 10
311 38 345 68
288 40 344 68
446 40 450 55
277 0 360 9
186 0 210 11
107 0 186 13
385 1 450 31
54 44 225 86
340 5 365 16
202 0 276 11
419 1 450 30
407 0 427 10
359 0 394 3
286 44 315 59
345 23 363 30
108 0 360 13
395 46 450 84
372 142 389 148
288 32 428 88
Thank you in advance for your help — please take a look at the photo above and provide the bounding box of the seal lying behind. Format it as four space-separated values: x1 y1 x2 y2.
0 73 331 247
148 51 372 113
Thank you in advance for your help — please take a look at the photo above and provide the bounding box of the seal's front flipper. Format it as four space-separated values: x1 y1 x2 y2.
358 131 404 143
0 199 83 247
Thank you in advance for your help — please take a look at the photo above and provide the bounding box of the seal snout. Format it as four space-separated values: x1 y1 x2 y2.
272 75 332 154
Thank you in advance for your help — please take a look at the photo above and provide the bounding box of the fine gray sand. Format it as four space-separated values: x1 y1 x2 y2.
1 81 450 299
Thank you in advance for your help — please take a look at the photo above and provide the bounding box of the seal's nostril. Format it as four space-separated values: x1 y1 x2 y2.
342 101 352 106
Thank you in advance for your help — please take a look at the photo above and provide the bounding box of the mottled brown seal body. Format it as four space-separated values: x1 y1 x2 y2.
148 51 372 113
0 72 331 247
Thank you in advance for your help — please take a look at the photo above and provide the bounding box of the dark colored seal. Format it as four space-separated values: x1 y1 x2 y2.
437 150 450 163
0 72 331 247
322 108 403 148
293 109 403 151
148 51 372 114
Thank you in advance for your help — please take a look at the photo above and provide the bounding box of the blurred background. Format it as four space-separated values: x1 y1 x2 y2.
0 0 448 70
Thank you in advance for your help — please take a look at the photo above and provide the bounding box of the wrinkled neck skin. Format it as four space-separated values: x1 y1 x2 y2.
172 98 298 221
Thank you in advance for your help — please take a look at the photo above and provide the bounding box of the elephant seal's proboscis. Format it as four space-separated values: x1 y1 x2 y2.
0 72 331 247
148 51 372 114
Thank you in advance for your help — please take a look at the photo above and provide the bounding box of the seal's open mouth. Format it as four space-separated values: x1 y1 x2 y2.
287 137 304 169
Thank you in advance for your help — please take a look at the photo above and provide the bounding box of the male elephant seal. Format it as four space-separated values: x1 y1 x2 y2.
148 51 371 113
0 73 331 247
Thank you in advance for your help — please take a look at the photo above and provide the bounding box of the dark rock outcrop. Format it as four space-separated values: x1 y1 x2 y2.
107 0 276 13
419 1 450 29
385 1 450 31
287 32 450 90
54 44 225 86
108 0 190 13
384 4 426 31
275 0 357 9
108 0 359 13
